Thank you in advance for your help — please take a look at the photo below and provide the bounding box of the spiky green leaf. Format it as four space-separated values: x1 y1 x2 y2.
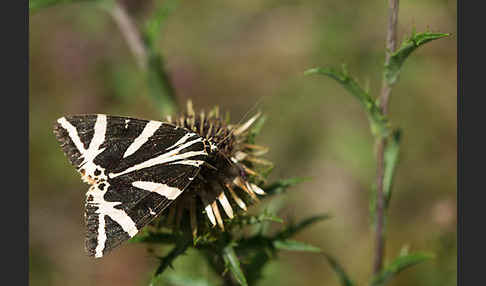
230 212 284 228
273 239 321 253
370 252 433 286
275 214 331 241
385 32 450 85
383 129 401 207
263 177 309 196
323 253 356 286
129 231 178 244
222 244 248 286
151 238 192 282
304 66 389 136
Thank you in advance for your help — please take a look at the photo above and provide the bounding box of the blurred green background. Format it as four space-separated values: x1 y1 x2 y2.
29 0 456 285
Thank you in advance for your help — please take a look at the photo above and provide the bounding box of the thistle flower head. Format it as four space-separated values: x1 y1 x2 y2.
150 100 273 239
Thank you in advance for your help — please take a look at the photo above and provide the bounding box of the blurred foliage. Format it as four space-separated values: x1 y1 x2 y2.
29 0 96 13
131 174 329 285
142 0 179 115
304 66 389 137
323 253 355 286
29 0 456 286
306 9 448 286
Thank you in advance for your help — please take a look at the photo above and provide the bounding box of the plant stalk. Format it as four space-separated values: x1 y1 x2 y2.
109 1 148 70
108 0 178 115
373 0 399 275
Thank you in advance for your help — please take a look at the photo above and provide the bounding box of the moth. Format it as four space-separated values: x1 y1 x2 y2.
53 103 267 258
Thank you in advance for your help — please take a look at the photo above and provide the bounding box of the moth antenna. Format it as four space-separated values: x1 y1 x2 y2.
216 97 264 148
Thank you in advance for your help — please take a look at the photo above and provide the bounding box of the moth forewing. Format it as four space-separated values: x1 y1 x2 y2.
53 114 209 258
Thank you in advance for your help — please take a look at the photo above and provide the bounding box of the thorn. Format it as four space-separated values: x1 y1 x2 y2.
226 183 247 211
241 164 266 181
201 191 216 227
233 151 247 162
187 100 195 116
211 200 224 230
244 156 273 166
218 191 234 219
233 112 261 136
199 110 205 133
249 183 266 195
242 144 269 156
234 177 259 202
207 122 213 139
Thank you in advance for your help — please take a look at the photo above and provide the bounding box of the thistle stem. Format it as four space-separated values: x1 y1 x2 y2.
109 1 148 70
373 0 399 275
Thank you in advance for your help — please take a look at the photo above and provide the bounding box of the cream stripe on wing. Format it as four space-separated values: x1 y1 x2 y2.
57 117 86 154
79 115 108 181
123 120 162 158
83 115 107 161
165 132 197 151
95 213 107 258
109 137 206 178
57 115 108 181
87 184 138 258
168 159 205 167
132 181 184 200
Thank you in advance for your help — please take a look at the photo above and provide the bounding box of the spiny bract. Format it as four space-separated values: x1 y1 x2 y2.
152 100 273 238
